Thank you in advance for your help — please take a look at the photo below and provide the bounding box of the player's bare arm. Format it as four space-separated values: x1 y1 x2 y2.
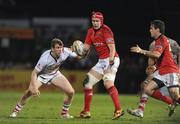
107 43 116 65
130 44 161 59
29 69 40 97
148 57 156 66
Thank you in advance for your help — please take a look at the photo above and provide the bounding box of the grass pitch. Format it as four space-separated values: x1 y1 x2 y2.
0 91 179 124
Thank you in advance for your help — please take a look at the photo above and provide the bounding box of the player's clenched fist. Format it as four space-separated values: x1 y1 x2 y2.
146 65 156 75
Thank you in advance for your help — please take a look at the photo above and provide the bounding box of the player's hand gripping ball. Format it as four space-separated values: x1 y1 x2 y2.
72 40 85 56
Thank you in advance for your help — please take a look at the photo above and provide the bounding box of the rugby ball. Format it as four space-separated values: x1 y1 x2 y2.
72 40 85 56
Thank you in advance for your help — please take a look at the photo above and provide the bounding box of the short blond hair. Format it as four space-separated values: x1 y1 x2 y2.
51 38 64 48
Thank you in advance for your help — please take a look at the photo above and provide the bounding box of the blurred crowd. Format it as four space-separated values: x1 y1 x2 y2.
0 18 148 93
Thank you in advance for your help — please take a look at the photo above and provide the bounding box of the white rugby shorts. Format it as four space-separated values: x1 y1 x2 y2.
37 71 61 84
91 57 120 75
153 70 179 87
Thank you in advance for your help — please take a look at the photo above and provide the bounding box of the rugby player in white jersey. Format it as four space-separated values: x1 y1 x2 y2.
10 38 81 119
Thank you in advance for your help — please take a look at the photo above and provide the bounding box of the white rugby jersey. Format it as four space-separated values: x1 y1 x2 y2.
35 47 77 75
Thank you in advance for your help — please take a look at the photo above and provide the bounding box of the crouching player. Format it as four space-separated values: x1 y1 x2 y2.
127 38 180 118
129 20 180 118
10 38 81 119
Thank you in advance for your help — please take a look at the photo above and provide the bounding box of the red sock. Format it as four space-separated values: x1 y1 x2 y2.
107 86 121 111
151 90 173 105
84 89 93 112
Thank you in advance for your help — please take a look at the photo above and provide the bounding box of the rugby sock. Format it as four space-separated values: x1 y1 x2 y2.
84 89 93 112
107 86 121 111
151 90 173 105
61 101 71 115
138 93 148 112
13 103 23 113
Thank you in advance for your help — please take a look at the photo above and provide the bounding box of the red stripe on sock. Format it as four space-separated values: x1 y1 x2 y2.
138 106 145 111
138 97 148 111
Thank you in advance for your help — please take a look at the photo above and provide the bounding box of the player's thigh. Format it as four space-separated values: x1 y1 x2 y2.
51 74 74 94
89 69 103 80
141 76 153 88
145 75 153 83
144 80 158 91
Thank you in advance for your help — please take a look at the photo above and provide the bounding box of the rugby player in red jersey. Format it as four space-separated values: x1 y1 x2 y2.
127 38 180 118
130 20 180 117
79 11 124 120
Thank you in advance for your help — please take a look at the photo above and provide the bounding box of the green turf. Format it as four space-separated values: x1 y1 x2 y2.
0 91 179 124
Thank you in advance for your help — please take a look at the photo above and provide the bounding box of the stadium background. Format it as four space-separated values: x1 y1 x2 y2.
0 0 180 93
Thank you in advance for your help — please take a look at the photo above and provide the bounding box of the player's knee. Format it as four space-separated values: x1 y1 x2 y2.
83 73 99 89
103 73 115 82
67 89 75 98
143 85 148 91
170 90 179 100
26 89 33 96
104 81 114 89
25 89 32 95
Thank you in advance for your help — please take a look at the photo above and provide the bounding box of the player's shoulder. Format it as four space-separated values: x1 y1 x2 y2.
64 47 71 52
158 35 168 44
102 24 112 31
41 49 51 58
87 27 93 32
63 47 77 57
87 28 94 35
162 35 169 41
63 47 73 54
101 25 113 34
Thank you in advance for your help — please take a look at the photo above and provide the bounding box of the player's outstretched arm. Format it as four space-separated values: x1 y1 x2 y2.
130 44 161 59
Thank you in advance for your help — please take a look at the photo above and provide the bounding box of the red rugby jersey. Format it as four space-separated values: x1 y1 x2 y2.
85 24 119 59
153 35 179 75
